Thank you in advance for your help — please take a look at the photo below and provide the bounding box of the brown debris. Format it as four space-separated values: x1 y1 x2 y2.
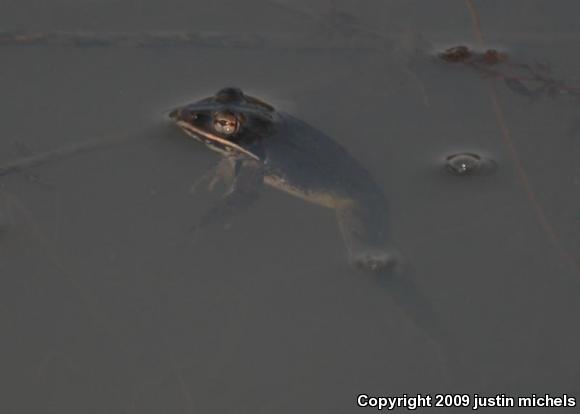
438 44 580 101
438 45 506 65
478 49 506 65
438 45 472 62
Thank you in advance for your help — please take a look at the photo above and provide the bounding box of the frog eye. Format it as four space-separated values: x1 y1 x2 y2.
213 112 239 135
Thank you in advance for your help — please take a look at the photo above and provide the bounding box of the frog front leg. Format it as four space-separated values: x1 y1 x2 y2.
191 157 263 232
189 156 236 194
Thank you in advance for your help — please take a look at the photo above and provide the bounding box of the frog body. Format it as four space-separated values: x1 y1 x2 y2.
170 87 394 270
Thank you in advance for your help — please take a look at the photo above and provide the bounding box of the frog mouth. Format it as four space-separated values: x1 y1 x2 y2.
174 120 259 161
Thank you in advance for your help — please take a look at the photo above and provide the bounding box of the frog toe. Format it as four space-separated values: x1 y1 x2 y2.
351 248 404 274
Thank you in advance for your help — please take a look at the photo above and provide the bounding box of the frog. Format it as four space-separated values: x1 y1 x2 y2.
169 86 398 273
169 88 456 356
0 87 447 351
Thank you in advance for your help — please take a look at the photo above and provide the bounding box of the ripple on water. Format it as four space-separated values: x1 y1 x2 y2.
444 152 497 176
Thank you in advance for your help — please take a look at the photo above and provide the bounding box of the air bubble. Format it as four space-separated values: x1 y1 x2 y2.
445 153 496 176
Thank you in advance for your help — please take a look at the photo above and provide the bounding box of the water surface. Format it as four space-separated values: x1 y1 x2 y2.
1 1 579 413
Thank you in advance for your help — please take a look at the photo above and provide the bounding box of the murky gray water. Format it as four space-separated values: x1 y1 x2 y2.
1 1 579 413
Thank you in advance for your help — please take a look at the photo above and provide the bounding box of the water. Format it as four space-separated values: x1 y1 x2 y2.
1 1 579 413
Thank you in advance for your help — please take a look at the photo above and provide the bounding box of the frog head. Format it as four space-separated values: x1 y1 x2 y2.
169 87 276 160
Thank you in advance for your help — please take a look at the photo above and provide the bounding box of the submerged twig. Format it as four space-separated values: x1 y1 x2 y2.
0 29 388 51
461 0 580 276
0 130 151 178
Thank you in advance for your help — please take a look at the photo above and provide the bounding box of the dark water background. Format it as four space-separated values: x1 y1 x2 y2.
1 1 579 413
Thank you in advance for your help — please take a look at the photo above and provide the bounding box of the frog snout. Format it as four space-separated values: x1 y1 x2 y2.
168 108 182 120
169 108 197 123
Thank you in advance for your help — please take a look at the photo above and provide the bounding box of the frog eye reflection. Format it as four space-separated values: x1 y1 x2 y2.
213 112 239 135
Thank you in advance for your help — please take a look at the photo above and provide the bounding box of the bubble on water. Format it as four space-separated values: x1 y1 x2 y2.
445 152 496 176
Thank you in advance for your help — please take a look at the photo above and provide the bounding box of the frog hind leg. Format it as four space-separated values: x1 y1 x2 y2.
191 157 263 233
335 200 400 272
337 201 457 378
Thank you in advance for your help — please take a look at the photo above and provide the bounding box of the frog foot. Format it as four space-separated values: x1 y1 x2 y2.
189 158 235 195
351 248 403 273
